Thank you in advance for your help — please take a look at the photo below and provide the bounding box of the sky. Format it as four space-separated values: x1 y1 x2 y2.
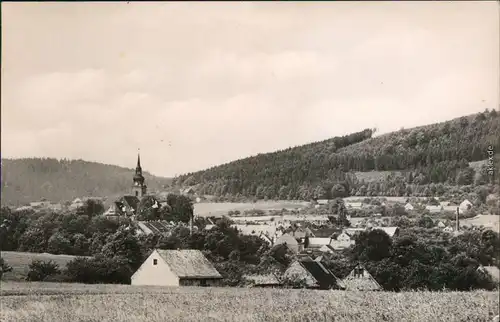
1 2 499 178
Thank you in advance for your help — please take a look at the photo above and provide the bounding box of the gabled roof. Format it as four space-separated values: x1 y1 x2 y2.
308 237 332 247
121 195 140 212
155 249 222 279
478 265 500 282
243 274 281 286
343 264 382 291
299 259 344 290
371 227 399 238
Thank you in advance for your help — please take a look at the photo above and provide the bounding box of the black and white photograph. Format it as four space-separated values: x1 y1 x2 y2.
1 1 499 321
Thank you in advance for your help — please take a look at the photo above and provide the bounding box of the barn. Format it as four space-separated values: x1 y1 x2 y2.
131 249 222 287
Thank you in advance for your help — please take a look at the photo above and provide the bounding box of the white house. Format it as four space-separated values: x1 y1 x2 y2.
131 249 222 287
437 221 446 228
443 226 454 233
459 199 473 213
404 203 414 211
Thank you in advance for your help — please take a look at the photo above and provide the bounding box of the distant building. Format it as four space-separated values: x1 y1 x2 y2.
404 203 414 211
342 264 382 291
131 249 222 287
459 200 473 213
29 200 52 209
477 265 500 284
275 234 299 254
103 153 147 218
243 274 281 288
443 226 454 233
132 153 147 198
282 258 344 290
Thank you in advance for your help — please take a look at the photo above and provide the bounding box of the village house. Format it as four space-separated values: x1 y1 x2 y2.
425 205 443 214
242 274 281 288
275 234 300 254
477 265 500 284
131 249 222 287
404 203 414 211
459 199 473 213
342 264 382 291
29 200 52 209
282 258 344 290
443 226 454 233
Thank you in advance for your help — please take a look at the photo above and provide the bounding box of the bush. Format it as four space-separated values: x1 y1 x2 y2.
0 257 13 279
64 255 133 284
26 260 61 281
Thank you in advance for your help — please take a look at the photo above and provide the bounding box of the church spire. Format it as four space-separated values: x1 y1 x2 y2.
132 149 147 197
136 150 142 172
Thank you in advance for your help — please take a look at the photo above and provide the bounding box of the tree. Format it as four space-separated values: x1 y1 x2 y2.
77 199 105 217
101 228 143 270
47 232 72 255
418 216 435 229
0 257 13 279
26 260 60 281
352 229 392 262
166 194 193 223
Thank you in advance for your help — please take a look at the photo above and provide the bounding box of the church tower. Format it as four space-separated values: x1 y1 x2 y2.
132 152 147 198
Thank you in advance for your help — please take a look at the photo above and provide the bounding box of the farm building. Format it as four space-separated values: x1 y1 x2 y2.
443 226 454 233
459 199 473 212
275 234 300 254
329 231 356 250
425 205 443 213
131 249 222 287
404 203 414 211
104 195 140 217
477 266 500 284
307 237 334 248
282 259 344 290
342 264 382 291
136 221 175 235
243 274 281 288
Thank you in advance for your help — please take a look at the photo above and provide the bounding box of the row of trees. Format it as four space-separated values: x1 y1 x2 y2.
174 111 499 199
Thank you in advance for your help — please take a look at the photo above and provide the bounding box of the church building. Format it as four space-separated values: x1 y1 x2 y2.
103 153 147 218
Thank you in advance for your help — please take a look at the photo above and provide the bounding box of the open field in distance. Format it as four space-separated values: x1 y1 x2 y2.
0 251 86 281
194 201 310 217
0 282 498 322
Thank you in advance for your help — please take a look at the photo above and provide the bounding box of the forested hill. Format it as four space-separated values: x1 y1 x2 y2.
174 110 500 199
1 158 172 206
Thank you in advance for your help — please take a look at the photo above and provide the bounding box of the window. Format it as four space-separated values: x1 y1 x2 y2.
135 191 139 197
153 259 158 265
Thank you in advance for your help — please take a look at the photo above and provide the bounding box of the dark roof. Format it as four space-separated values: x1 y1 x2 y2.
311 228 338 238
121 195 140 212
300 259 343 290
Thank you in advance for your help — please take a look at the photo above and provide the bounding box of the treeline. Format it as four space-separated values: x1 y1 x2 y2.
1 158 172 206
1 205 499 291
174 111 500 199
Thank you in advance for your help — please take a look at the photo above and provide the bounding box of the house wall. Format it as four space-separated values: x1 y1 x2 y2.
179 278 221 287
131 250 180 287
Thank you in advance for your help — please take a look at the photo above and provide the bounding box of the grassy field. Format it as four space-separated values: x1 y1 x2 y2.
0 251 86 281
461 215 500 232
0 282 498 322
194 201 310 217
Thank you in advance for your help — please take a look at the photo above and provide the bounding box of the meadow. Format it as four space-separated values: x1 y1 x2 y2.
194 201 310 217
0 282 498 322
0 251 86 281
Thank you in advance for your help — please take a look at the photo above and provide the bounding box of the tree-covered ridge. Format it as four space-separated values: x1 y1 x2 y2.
1 158 172 206
174 129 374 195
174 110 499 199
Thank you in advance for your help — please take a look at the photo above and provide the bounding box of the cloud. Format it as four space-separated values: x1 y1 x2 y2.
1 2 498 177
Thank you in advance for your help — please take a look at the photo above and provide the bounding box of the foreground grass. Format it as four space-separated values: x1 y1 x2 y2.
0 282 498 322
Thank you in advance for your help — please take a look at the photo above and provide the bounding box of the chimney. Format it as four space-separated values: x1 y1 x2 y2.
456 207 460 232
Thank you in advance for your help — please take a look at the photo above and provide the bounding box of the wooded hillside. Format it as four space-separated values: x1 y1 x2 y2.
174 110 499 199
1 158 172 206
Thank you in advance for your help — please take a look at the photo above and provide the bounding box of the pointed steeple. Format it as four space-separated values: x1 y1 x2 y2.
136 152 142 172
